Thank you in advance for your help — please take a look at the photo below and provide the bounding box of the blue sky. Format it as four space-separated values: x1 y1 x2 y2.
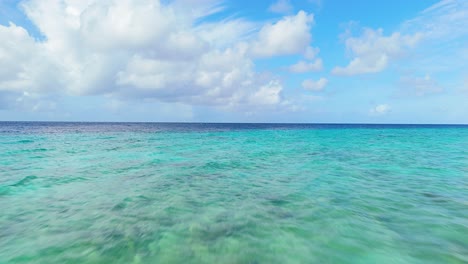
0 0 467 123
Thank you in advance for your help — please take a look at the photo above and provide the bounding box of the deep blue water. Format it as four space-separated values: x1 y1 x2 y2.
1 121 467 134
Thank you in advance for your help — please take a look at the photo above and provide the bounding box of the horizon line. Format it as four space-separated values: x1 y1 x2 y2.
1 121 468 126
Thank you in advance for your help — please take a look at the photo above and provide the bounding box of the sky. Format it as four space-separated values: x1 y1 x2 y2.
0 0 467 123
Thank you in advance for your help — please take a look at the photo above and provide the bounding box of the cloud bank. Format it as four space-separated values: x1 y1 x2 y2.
0 0 316 112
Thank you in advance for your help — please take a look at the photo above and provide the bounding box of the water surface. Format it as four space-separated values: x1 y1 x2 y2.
1 122 467 263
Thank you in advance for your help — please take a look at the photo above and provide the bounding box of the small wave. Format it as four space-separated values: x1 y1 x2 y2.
17 139 34 144
0 187 10 196
11 175 37 187
202 160 245 170
0 176 38 196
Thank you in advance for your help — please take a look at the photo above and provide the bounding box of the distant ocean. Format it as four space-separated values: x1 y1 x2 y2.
1 122 467 263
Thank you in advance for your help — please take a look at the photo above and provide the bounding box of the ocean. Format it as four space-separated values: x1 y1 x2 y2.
0 122 467 263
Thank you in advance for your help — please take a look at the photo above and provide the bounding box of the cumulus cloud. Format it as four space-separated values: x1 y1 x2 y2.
0 22 60 94
0 23 36 92
370 104 391 115
0 0 315 112
302 78 327 91
332 28 422 75
289 59 323 73
268 0 293 14
399 74 443 96
249 80 283 105
289 45 323 73
250 11 314 57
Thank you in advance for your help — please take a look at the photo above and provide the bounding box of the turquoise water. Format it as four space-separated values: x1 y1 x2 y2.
1 123 467 263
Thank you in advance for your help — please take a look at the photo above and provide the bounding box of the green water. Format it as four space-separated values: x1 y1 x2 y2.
1 124 467 263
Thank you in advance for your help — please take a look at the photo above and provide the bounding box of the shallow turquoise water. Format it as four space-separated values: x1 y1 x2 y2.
1 123 467 263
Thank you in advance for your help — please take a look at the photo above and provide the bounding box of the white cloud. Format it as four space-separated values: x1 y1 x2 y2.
290 59 323 73
250 11 314 57
304 46 320 60
370 104 391 115
402 0 468 41
399 74 443 96
0 0 305 112
0 21 63 107
397 0 468 73
268 0 293 14
195 19 256 49
0 23 37 92
249 80 283 105
333 1 467 78
332 28 422 75
302 78 327 91
114 46 279 108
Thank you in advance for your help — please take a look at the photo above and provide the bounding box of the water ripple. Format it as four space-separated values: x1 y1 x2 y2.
0 123 467 263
